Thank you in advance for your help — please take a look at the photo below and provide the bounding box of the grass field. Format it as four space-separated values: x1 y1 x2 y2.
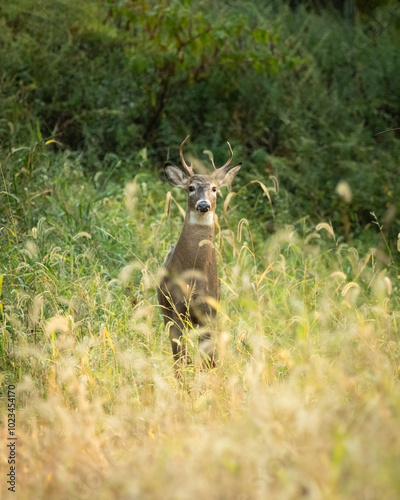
1 146 400 499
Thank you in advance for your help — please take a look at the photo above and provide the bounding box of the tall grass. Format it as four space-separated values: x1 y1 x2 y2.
1 147 400 499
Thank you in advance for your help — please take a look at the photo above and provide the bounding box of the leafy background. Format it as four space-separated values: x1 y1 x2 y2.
1 0 400 247
1 1 400 499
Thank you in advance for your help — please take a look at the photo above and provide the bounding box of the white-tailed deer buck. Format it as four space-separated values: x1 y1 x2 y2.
158 136 242 368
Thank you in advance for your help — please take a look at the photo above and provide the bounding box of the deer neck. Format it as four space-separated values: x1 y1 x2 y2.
183 208 215 238
172 209 216 270
187 210 215 229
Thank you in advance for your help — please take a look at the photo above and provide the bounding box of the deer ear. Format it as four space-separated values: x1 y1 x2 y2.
214 163 242 188
164 163 189 188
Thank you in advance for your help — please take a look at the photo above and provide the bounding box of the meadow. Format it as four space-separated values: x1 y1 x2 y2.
1 0 400 498
1 144 400 499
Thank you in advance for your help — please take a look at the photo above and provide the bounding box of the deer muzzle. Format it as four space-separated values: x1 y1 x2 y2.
196 200 211 213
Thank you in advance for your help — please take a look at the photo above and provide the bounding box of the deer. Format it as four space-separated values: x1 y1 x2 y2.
158 136 242 369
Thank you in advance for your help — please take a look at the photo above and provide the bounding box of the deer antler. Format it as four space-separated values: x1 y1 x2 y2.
211 142 233 171
180 135 194 176
210 142 233 171
221 142 233 168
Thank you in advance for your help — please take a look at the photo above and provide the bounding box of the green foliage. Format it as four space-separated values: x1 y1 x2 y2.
0 0 294 154
1 1 400 248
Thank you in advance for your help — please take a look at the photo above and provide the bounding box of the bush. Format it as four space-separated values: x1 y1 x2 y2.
1 0 400 251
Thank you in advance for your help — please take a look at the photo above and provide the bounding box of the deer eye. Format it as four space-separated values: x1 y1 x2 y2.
212 186 217 192
189 185 195 192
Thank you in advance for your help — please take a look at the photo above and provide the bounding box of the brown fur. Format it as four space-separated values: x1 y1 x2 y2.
158 141 242 368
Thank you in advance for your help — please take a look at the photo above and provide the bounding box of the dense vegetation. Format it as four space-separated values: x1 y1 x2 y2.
1 1 400 499
1 0 400 245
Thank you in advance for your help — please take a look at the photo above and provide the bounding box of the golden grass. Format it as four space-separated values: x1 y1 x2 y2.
1 175 400 500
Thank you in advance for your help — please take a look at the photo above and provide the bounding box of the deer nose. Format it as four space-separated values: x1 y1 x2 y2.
196 200 211 213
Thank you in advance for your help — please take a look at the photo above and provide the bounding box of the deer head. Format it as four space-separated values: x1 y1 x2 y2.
163 136 242 223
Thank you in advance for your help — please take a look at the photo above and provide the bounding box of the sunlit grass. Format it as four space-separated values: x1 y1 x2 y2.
1 149 400 499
